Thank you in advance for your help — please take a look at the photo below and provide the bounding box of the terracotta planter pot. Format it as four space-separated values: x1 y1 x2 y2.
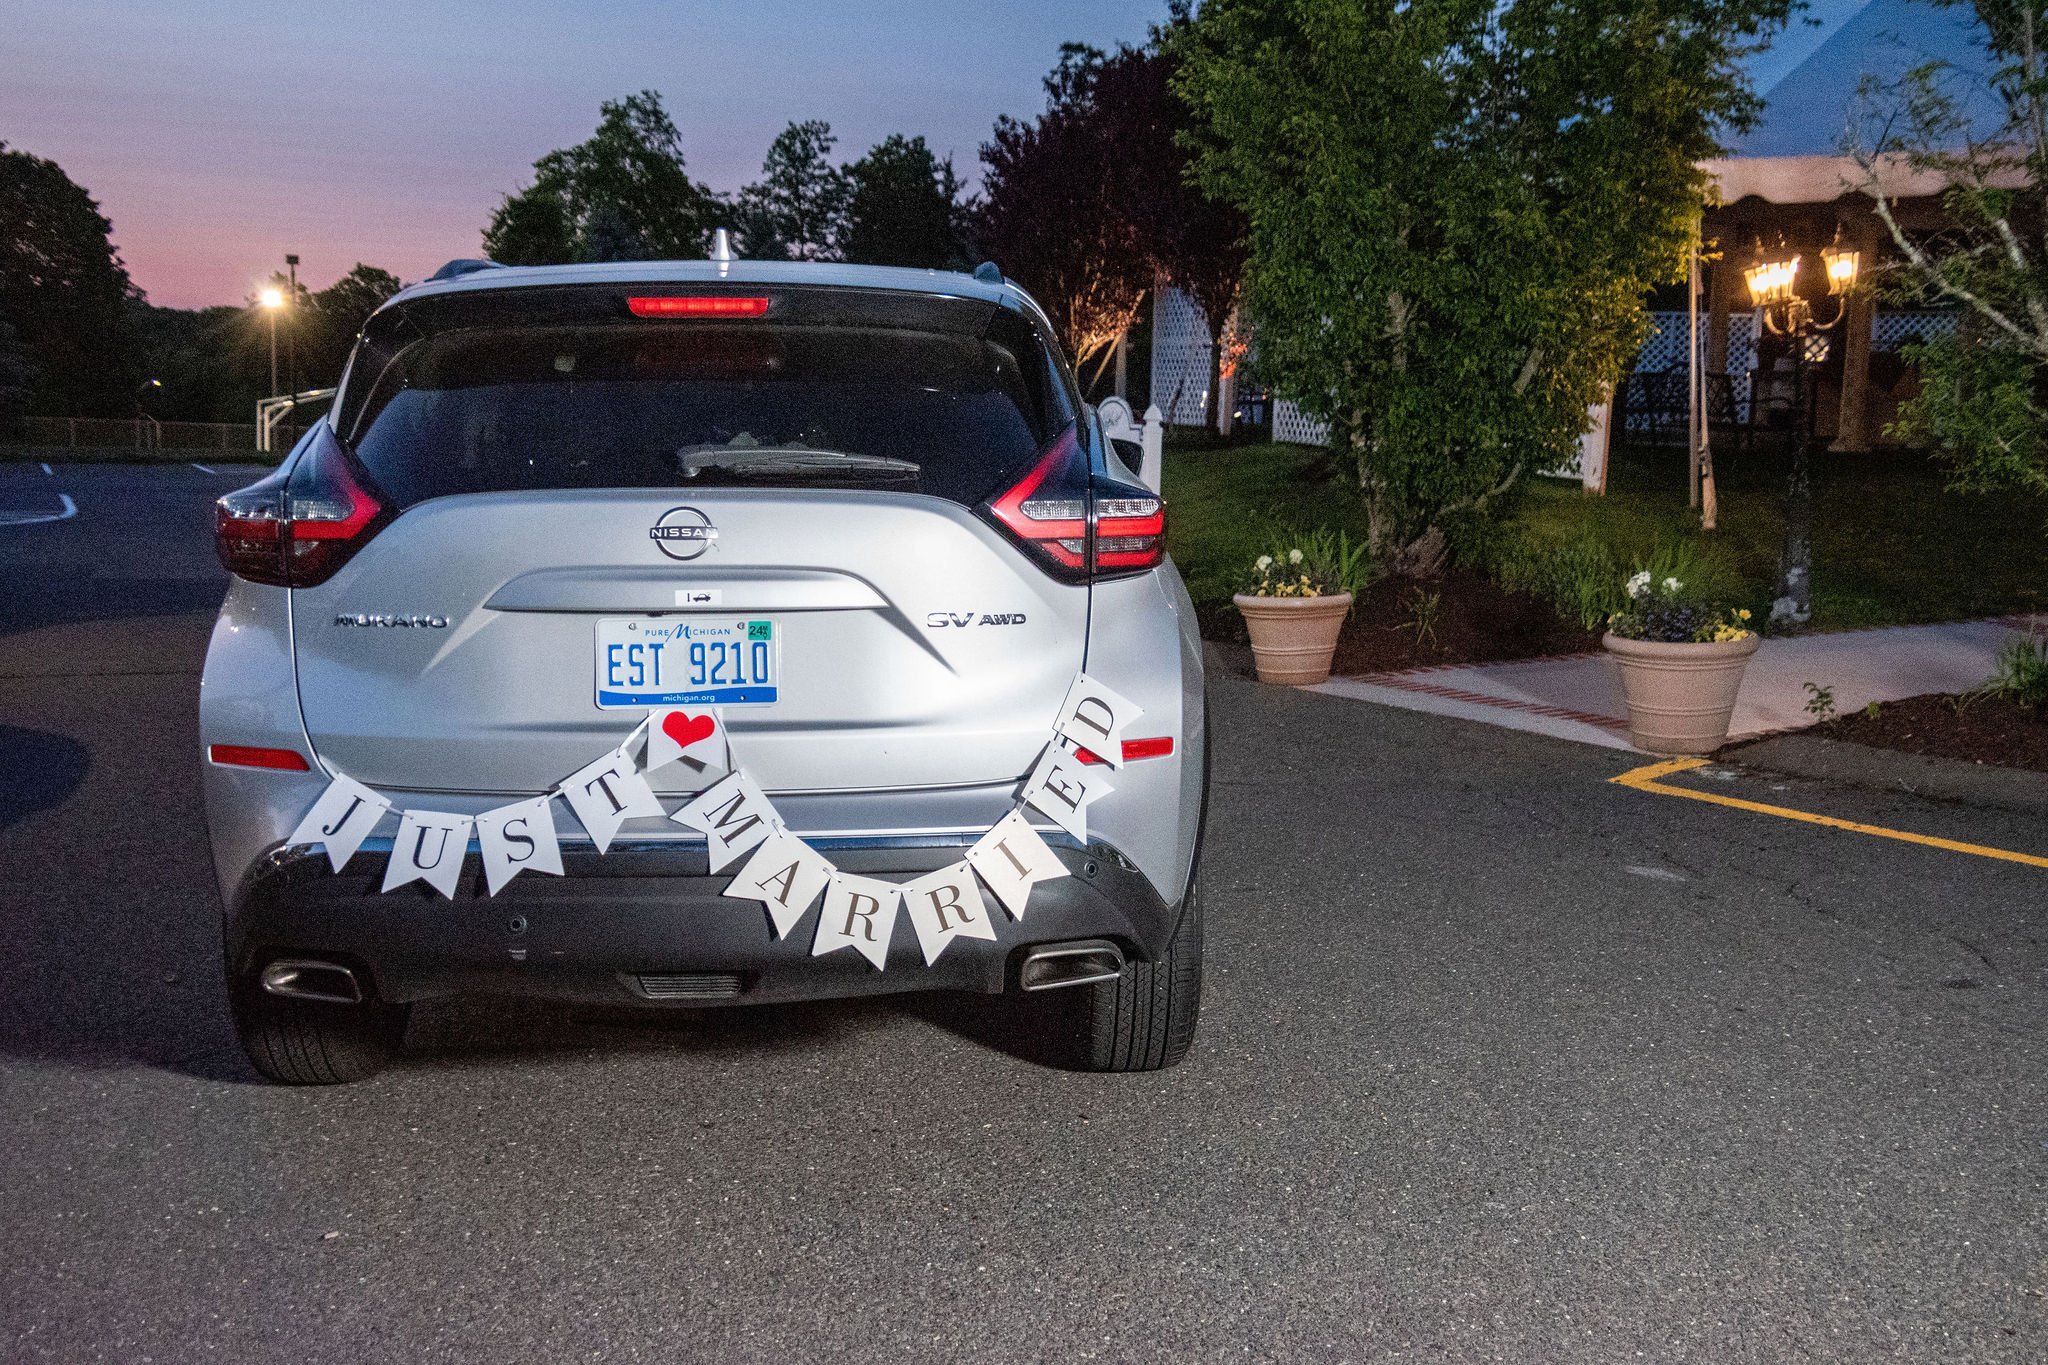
1602 631 1761 755
1234 593 1353 686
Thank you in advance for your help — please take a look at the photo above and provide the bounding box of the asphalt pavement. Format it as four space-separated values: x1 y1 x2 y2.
3 461 2045 1363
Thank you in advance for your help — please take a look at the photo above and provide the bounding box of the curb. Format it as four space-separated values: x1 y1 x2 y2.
1720 732 2048 817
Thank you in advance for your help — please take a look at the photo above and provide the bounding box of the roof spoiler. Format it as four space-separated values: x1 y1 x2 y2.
427 258 506 282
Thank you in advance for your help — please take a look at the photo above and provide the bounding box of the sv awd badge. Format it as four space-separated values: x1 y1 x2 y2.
926 611 1028 628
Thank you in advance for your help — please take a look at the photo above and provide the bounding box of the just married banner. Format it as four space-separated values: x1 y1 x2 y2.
284 673 1142 971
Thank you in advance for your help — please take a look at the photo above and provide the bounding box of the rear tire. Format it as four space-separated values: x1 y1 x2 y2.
1061 871 1203 1072
229 982 409 1085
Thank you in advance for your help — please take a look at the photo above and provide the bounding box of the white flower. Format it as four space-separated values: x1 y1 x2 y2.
1625 570 1651 599
1662 576 1681 593
1255 555 1273 571
1288 548 1304 564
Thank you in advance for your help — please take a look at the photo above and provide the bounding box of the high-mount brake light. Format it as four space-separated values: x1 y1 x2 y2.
628 296 770 318
214 426 394 587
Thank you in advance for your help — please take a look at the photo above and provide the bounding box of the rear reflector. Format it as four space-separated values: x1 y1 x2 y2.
628 296 770 318
209 744 311 771
1073 737 1175 765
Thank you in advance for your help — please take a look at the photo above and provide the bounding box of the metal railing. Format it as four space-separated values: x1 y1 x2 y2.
14 415 310 452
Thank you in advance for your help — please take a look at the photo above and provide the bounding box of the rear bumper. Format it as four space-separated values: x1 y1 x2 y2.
226 834 1180 1008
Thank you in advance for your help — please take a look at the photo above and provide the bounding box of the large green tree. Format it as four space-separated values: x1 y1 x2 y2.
0 142 140 417
1857 1 2048 504
1174 0 1794 572
736 120 850 261
483 92 719 264
841 135 968 269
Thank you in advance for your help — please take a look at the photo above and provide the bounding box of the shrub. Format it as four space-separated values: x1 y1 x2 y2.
1974 631 2048 710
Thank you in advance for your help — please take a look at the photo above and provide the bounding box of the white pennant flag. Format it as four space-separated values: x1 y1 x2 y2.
645 707 728 775
286 773 391 873
474 795 565 896
381 809 474 898
1020 742 1112 843
811 872 900 970
558 746 665 855
965 810 1070 921
721 829 833 939
671 770 778 872
1052 672 1144 767
901 861 999 966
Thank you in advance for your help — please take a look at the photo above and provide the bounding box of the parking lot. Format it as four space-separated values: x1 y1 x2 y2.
4 462 2046 1362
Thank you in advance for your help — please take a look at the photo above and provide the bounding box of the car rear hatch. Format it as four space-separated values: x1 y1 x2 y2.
284 280 1110 797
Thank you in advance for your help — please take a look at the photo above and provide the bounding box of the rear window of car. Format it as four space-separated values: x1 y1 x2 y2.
335 288 1076 509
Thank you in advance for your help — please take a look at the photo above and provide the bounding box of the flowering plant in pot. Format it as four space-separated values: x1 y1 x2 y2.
1233 530 1369 685
1603 569 1758 754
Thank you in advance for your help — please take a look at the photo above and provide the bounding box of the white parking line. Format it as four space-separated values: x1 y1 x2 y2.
191 462 219 474
0 493 78 526
40 462 53 475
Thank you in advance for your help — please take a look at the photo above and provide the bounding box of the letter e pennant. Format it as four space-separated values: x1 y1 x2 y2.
1020 742 1111 843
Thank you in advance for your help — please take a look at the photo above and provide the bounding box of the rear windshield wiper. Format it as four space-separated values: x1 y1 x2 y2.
675 446 920 479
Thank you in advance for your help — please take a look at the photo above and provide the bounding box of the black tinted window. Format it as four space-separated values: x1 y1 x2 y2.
346 311 1073 508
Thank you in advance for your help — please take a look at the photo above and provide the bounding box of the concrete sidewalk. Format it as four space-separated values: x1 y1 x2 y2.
1312 615 2046 752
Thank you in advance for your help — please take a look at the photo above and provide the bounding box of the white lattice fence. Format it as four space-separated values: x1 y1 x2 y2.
1149 282 1214 426
1271 400 1331 446
1873 310 1958 352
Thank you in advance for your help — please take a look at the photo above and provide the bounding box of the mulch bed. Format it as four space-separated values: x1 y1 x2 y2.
1197 569 1601 676
1813 692 2048 774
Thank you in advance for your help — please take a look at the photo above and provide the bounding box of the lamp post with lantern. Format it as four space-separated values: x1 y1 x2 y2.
1743 228 1861 627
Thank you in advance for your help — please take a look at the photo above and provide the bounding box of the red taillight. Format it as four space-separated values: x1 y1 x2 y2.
983 427 1167 581
628 295 770 318
988 428 1089 574
208 744 311 771
1073 737 1175 766
215 426 393 587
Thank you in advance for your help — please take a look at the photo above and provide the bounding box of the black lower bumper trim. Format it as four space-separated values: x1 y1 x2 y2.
227 838 1176 1008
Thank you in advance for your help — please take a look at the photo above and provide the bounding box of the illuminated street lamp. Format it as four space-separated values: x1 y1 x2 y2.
1744 228 1863 627
258 286 285 395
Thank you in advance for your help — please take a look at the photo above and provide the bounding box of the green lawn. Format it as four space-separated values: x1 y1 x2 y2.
1163 436 2048 630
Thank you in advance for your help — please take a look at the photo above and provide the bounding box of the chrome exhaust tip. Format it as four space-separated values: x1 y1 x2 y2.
1018 939 1126 992
260 959 365 1005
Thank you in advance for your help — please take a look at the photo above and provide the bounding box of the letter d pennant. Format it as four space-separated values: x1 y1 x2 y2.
811 872 900 971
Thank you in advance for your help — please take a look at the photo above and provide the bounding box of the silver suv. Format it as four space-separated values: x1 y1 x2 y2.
201 256 1207 1084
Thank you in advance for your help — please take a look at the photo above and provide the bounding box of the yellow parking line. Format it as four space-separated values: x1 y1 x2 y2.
1610 757 2048 870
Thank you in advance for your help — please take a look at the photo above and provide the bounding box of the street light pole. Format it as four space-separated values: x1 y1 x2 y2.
1744 230 1861 629
258 285 285 397
285 254 299 397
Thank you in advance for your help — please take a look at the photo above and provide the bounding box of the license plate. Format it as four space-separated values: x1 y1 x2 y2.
594 617 778 708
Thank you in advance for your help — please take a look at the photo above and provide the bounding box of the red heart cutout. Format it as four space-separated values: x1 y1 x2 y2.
662 711 716 750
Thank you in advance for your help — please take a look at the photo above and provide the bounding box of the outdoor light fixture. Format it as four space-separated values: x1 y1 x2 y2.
1820 232 1861 295
257 286 285 309
1743 252 1801 308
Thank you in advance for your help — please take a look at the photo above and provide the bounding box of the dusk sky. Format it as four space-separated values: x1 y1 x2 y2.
6 0 1870 311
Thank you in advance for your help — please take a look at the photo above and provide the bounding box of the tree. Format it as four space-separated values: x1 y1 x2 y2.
841 135 968 269
980 46 1158 367
736 120 850 261
481 91 719 264
303 264 402 383
0 312 30 438
1855 1 2048 503
1173 0 1794 573
0 142 140 417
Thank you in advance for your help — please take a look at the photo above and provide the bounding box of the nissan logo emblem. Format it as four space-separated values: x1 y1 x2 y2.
650 506 718 561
